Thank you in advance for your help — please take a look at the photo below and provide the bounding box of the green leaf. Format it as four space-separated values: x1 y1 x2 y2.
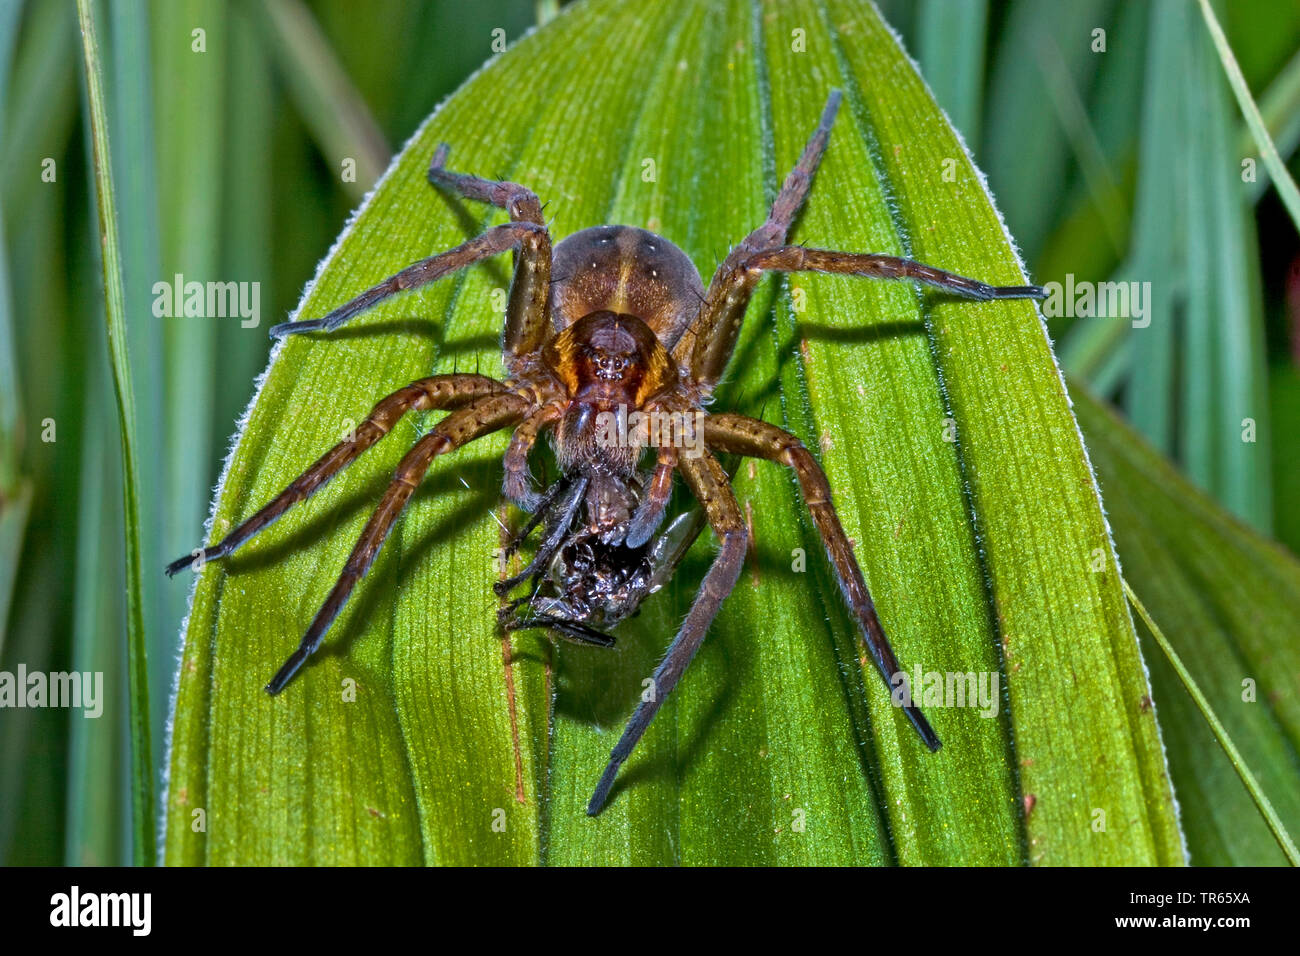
1198 0 1300 232
76 0 155 867
915 0 987 139
255 0 389 203
165 0 1181 865
1074 385 1300 866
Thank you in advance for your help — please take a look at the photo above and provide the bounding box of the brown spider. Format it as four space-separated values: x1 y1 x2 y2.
167 90 1045 816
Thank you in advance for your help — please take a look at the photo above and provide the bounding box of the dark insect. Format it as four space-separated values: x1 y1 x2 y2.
167 90 1045 815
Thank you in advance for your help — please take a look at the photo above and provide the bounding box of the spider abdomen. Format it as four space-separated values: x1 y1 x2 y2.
551 225 704 349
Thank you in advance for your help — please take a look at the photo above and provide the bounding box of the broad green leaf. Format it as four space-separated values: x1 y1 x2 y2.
165 0 1181 865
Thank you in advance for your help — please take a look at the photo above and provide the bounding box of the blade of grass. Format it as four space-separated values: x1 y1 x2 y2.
1037 0 1147 311
0 0 80 865
915 0 987 140
1198 0 1300 232
215 0 275 467
1 0 76 225
0 0 28 660
1032 31 1127 256
1180 12 1271 531
1075 385 1300 865
1124 577 1298 865
76 0 154 866
101 0 170 827
152 4 226 813
1123 0 1183 454
66 320 130 866
0 0 22 492
982 0 1112 262
1241 48 1300 202
256 0 389 202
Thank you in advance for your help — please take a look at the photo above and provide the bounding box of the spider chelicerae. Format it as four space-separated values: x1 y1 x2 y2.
167 89 1045 816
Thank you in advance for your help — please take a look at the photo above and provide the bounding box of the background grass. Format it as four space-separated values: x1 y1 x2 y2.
0 0 1297 865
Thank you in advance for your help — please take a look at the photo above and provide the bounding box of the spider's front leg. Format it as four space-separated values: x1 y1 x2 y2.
273 144 555 367
587 451 748 816
672 91 842 385
673 88 1045 391
702 413 940 752
268 221 544 338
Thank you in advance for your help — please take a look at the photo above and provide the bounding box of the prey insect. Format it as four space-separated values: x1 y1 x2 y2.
167 89 1045 815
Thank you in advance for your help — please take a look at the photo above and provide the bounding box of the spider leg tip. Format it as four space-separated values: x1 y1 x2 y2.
585 785 612 816
163 554 194 577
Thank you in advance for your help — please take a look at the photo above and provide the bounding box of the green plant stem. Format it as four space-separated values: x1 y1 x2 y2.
1197 0 1300 231
257 0 389 201
1123 576 1298 866
76 0 154 867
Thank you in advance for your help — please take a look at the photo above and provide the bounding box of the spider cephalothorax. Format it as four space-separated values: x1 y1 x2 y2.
168 90 1045 815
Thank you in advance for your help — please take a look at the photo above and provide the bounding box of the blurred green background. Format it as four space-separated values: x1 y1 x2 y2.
1 0 1297 865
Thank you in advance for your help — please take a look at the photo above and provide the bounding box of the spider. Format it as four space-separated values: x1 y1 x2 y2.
167 89 1045 816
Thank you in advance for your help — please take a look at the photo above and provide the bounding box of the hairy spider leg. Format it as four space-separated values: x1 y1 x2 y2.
428 144 554 366
673 90 843 387
588 451 747 815
502 401 565 512
269 222 545 338
265 391 531 693
703 413 941 751
164 374 509 577
746 246 1046 301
